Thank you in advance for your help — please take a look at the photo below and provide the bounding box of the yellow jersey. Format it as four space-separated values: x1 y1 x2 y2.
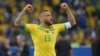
24 23 66 56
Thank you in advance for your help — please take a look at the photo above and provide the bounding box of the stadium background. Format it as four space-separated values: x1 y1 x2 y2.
0 0 100 56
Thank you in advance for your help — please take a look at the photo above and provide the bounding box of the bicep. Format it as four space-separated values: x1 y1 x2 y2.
56 24 65 32
56 22 71 32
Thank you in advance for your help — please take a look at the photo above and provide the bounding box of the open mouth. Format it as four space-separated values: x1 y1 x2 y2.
50 19 53 22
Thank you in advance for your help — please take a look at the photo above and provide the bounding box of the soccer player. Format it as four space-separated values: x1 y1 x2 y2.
14 3 76 56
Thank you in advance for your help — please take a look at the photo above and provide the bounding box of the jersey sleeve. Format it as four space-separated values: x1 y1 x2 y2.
55 24 66 32
22 23 34 32
55 22 71 32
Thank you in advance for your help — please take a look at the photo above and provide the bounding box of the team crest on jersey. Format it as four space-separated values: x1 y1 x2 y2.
51 29 54 34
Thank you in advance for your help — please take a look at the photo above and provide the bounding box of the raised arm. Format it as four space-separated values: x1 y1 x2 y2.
14 4 33 27
60 3 76 27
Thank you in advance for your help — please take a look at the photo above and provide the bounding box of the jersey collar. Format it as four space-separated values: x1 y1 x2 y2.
39 24 53 29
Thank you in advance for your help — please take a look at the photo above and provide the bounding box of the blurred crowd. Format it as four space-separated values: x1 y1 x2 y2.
0 0 100 49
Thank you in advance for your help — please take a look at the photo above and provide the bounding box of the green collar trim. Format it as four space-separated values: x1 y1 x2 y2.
39 24 53 29
39 24 44 29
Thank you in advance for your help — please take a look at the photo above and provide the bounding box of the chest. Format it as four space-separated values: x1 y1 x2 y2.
32 28 58 42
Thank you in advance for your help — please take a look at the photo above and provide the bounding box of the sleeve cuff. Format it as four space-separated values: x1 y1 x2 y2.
23 23 26 31
64 22 71 29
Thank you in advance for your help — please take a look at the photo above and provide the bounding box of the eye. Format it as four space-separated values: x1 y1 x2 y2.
47 15 50 16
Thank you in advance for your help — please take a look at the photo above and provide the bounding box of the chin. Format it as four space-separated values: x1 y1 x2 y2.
47 23 53 26
46 22 52 26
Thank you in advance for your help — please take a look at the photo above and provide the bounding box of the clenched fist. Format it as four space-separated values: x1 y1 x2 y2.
60 3 69 10
23 4 33 11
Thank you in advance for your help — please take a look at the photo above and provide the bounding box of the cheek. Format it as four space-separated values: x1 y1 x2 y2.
47 17 51 21
47 19 50 22
44 17 49 21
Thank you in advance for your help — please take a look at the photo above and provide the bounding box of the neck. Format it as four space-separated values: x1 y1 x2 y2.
41 22 50 28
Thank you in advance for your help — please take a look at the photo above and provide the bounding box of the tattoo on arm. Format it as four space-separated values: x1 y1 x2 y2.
66 8 76 26
14 10 26 27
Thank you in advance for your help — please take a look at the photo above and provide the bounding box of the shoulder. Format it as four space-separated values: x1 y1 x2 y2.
25 23 39 28
21 23 39 31
52 23 64 27
52 23 65 29
53 22 72 29
25 23 37 26
52 23 64 25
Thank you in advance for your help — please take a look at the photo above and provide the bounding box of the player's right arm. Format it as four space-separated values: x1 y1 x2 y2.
14 4 33 27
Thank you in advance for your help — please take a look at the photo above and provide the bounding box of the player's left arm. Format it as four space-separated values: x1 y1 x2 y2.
60 3 76 29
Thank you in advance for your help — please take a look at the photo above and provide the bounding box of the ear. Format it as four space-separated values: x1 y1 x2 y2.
39 12 45 22
39 18 44 22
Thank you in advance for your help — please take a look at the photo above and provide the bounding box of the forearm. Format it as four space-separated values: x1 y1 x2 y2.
14 9 26 26
66 8 76 26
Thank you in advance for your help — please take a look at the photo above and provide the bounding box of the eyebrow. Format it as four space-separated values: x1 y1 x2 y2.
46 14 50 16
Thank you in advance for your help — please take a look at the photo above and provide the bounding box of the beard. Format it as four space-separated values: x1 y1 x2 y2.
44 21 53 26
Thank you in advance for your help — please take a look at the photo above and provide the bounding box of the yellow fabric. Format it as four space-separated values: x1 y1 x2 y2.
84 38 92 45
12 7 17 15
20 1 26 9
86 5 95 16
32 3 41 19
73 30 84 43
42 4 53 13
0 36 6 42
1 23 8 34
52 0 60 5
0 15 5 22
87 16 96 28
22 14 29 23
24 23 65 56
0 23 8 39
